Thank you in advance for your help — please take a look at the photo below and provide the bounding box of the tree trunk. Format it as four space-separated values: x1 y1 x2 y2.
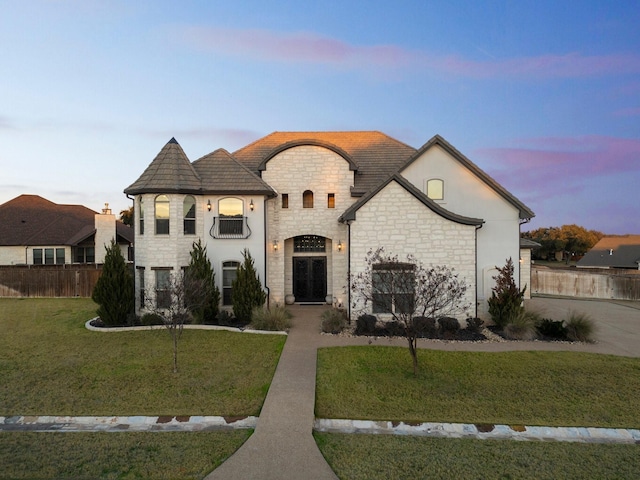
407 336 418 376
173 331 179 374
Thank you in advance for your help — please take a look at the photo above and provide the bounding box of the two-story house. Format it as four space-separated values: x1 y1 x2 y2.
124 132 534 320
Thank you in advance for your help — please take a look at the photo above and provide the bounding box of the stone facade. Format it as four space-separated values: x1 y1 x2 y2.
349 180 478 319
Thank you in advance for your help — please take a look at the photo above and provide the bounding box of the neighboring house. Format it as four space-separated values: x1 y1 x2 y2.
577 235 640 270
0 195 133 265
124 132 534 320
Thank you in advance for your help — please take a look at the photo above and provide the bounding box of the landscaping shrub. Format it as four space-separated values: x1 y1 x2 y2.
537 318 568 339
465 317 484 334
355 314 377 335
185 239 220 324
140 312 164 326
321 308 348 334
250 305 292 331
565 311 596 342
487 258 526 328
216 310 236 326
413 316 437 337
503 310 538 340
232 249 267 322
438 317 460 338
383 321 406 337
91 239 135 326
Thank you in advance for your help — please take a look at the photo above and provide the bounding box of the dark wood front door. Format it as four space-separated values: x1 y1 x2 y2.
293 257 327 302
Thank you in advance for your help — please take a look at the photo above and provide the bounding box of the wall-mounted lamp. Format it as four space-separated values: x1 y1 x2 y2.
249 199 254 211
273 240 279 251
337 240 343 252
207 200 211 212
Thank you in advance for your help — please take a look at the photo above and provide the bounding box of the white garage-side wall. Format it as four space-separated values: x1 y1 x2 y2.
349 180 477 321
401 145 522 318
262 145 353 305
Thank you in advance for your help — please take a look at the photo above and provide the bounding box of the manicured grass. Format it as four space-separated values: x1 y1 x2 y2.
0 298 285 416
315 433 640 480
316 347 640 428
0 430 250 479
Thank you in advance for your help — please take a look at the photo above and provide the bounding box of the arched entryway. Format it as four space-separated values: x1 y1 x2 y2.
291 235 328 303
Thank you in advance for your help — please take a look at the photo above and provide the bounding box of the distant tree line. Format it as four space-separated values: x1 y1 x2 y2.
522 224 604 262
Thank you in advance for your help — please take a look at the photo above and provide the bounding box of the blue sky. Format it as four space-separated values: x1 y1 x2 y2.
1 0 638 234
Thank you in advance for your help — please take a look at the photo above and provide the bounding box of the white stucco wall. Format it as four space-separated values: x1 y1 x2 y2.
349 180 478 320
401 145 522 318
0 246 31 265
261 145 352 305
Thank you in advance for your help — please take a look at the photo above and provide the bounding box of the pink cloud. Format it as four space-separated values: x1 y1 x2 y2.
175 26 640 79
612 106 640 117
476 135 640 198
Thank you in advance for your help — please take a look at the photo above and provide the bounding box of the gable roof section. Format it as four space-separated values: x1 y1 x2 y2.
233 131 417 196
339 173 484 226
400 135 535 220
124 138 201 195
577 235 640 269
0 195 133 247
192 148 275 196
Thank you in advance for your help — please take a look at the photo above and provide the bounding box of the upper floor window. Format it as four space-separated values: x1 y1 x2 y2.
426 179 444 201
139 197 144 235
218 197 244 236
303 190 314 208
282 194 289 209
155 195 170 234
327 193 335 208
183 196 196 235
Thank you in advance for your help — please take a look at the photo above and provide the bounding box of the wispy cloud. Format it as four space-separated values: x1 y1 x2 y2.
175 26 640 79
137 127 262 151
476 135 640 199
612 106 640 117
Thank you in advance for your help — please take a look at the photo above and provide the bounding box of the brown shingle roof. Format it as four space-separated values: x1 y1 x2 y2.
192 149 275 195
0 195 132 246
232 131 417 196
577 235 640 269
124 138 201 194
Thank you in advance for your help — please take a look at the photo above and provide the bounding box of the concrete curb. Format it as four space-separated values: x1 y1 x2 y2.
0 415 257 432
84 318 287 335
314 419 640 444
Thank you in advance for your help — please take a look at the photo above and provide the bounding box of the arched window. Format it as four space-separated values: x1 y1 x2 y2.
155 195 170 234
426 179 444 201
303 190 314 208
139 197 144 235
218 198 244 235
222 260 240 305
183 196 195 235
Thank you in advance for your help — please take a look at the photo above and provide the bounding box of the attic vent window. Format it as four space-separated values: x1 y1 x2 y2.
426 179 444 201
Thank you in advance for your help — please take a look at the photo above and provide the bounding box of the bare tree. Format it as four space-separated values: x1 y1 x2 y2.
151 270 207 373
351 247 470 375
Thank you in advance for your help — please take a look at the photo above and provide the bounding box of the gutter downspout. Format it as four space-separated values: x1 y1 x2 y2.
263 197 270 307
347 220 352 323
475 223 483 320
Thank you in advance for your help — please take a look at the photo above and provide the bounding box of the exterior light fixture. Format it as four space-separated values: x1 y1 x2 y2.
207 200 211 212
273 240 278 251
337 240 343 252
249 199 254 211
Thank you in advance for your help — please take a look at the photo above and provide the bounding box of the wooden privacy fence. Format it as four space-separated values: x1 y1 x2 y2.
531 265 640 301
0 265 103 297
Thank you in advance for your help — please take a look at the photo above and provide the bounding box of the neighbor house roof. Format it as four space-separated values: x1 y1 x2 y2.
520 238 541 249
577 235 640 269
399 135 535 220
0 195 133 246
339 173 484 226
232 131 417 196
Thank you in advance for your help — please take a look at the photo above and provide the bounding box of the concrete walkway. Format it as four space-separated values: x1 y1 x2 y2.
205 305 338 480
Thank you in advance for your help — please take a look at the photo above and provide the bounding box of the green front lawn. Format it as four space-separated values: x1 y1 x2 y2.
0 431 250 480
0 298 285 416
315 433 640 480
316 347 640 428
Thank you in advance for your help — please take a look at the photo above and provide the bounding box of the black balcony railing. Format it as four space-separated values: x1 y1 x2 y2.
210 216 251 239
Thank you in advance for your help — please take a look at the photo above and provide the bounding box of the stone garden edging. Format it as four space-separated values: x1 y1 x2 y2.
84 318 287 335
